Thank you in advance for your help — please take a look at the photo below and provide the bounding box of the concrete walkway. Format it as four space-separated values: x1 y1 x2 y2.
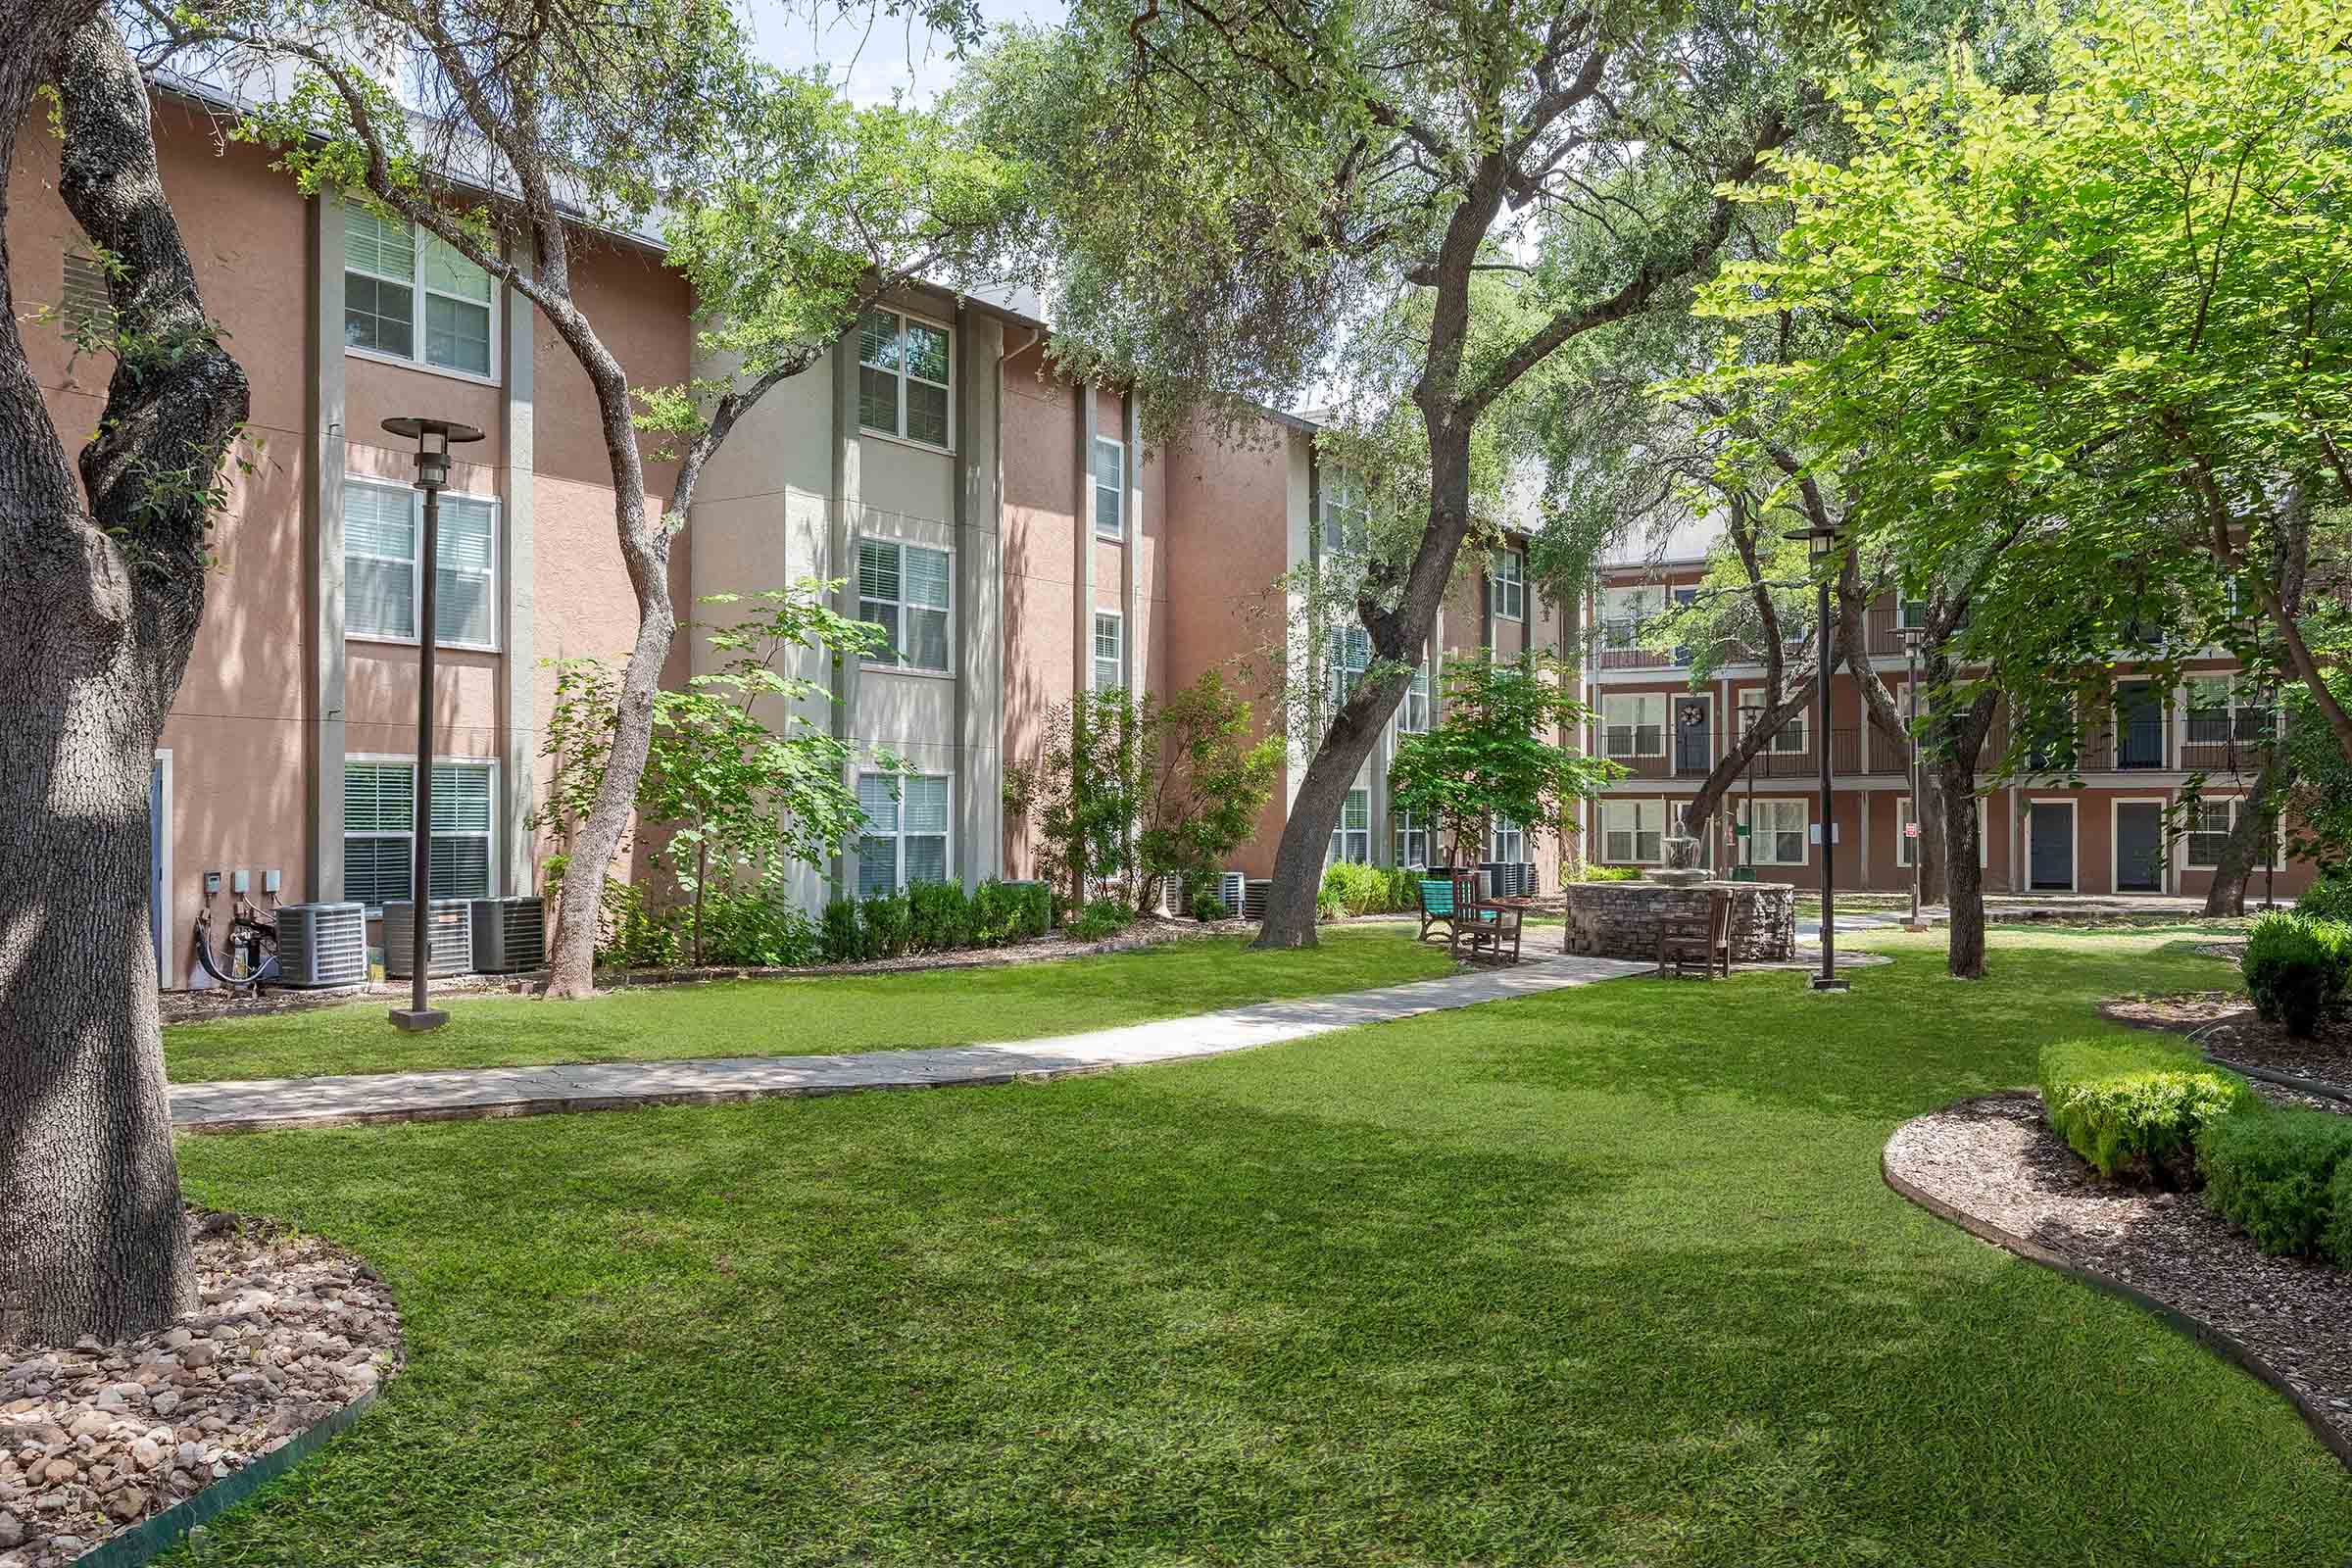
171 953 1654 1134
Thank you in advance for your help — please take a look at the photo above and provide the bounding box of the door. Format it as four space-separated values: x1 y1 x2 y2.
2029 801 2075 891
2116 803 2165 893
2116 682 2165 768
1673 697 1710 775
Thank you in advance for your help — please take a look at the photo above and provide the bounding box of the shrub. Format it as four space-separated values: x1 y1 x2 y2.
966 879 1017 946
2242 911 2352 1036
1318 861 1423 917
2327 1158 2352 1267
2200 1106 2352 1257
907 880 972 953
595 879 683 968
1190 886 1230 922
860 894 912 959
1070 899 1132 941
1316 884 1345 921
2038 1035 2256 1185
818 897 863 964
694 888 819 968
1584 864 1642 882
2296 872 2352 926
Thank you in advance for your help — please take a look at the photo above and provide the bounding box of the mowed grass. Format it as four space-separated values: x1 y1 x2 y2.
165 929 1458 1083
161 928 2352 1566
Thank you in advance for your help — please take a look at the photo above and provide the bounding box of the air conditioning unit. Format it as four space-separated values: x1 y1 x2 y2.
1518 860 1540 898
275 902 368 989
382 899 473 978
470 896 546 973
1243 878 1272 920
1218 871 1247 916
1154 875 1185 918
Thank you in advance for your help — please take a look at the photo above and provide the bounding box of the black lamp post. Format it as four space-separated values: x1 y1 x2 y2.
1901 621 1930 933
383 416 485 1033
1786 522 1847 992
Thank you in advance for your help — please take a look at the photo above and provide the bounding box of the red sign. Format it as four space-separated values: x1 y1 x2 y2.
1904 822 1920 839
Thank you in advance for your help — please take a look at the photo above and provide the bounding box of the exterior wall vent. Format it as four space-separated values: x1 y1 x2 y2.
62 252 113 333
275 902 369 989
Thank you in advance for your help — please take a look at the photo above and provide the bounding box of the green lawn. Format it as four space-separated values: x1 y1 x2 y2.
165 929 1459 1083
162 927 2352 1565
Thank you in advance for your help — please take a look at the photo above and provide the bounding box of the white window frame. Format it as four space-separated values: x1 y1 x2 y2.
1394 808 1429 869
856 306 955 450
1330 624 1371 708
1599 585 1656 649
342 208 501 384
858 535 955 675
1743 798 1809 867
1492 547 1526 621
2186 675 2278 746
1489 815 1526 864
1093 609 1124 692
1321 466 1369 554
1396 659 1431 734
1738 689 1808 755
1599 799 1665 865
1329 786 1371 865
1093 435 1126 540
342 477 501 651
340 754 500 913
1601 693 1667 759
2182 796 2287 870
856 771 954 894
1896 795 1987 868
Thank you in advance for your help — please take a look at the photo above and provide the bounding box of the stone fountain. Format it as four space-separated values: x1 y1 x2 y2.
1646 832 1711 888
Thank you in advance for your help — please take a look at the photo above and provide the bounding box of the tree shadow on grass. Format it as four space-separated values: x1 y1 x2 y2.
170 1079 2352 1567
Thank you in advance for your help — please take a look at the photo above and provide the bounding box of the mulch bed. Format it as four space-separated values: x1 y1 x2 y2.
0 1211 401 1567
1886 1093 2352 1461
2103 991 2352 1096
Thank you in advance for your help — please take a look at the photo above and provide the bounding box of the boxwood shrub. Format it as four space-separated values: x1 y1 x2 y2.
2038 1035 2256 1186
2200 1105 2352 1258
2242 910 2352 1037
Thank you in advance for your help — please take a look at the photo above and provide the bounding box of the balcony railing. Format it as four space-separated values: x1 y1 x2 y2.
2181 711 2278 775
1595 617 1680 671
1601 722 1718 779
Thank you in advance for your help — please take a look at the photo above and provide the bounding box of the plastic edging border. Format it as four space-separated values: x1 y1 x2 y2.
68 1388 379 1568
1881 1096 2352 1477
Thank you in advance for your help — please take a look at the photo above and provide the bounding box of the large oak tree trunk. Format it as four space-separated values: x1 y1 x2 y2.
1 11 249 1345
1929 688 1999 979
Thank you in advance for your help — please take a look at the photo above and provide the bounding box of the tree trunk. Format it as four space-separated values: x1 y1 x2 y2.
2204 748 2284 917
1 10 249 1345
1929 688 1999 979
1676 686 1811 848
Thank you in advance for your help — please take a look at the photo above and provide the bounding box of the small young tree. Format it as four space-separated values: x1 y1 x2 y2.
1389 654 1620 869
1016 689 1147 914
1135 670 1282 915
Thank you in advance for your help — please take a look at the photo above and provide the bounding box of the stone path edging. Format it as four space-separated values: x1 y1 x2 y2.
1882 1095 2352 1476
70 1390 378 1568
172 955 1654 1135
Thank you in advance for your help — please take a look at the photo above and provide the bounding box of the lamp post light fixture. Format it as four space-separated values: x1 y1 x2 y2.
382 416 485 1033
1900 621 1930 933
1785 522 1848 992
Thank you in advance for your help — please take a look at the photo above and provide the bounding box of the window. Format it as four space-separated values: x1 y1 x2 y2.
1898 598 1929 630
1492 548 1526 620
1896 796 1987 867
2185 799 2236 868
1395 808 1429 868
857 308 951 447
858 538 952 672
1328 788 1371 865
1489 816 1525 864
1600 799 1664 865
1601 694 1666 758
1094 611 1123 692
1744 799 1807 865
1599 586 1656 649
1739 695 1807 755
1093 436 1126 539
1321 466 1369 554
857 773 951 894
1397 660 1431 734
344 207 496 377
342 759 495 909
1330 625 1371 707
2187 676 2278 745
342 479 498 647
1669 586 1697 664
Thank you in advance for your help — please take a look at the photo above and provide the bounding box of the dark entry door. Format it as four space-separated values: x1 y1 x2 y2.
2116 803 2165 892
1674 697 1710 775
2030 802 2075 891
2116 682 2166 768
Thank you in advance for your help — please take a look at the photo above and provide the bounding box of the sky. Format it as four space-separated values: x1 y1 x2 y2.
744 0 1066 106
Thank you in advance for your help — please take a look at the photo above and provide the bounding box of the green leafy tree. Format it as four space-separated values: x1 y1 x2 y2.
181 0 1026 995
1389 654 1621 869
962 0 1838 946
1135 670 1283 914
1015 689 1146 914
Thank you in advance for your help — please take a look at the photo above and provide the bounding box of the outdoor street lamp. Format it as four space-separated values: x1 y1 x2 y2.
1901 622 1930 933
1786 522 1848 992
383 416 485 1033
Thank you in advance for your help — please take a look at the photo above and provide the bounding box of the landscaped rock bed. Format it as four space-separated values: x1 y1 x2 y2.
2104 990 2352 1095
1886 1093 2352 1462
0 1211 400 1567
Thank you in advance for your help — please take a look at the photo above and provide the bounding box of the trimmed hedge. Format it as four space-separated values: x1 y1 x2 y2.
1319 862 1421 917
1584 864 1642 882
2037 1035 2256 1185
2200 1106 2352 1259
817 878 1051 965
2242 911 2352 1037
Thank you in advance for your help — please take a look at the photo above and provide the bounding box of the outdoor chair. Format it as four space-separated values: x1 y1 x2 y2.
1417 876 1465 947
1462 898 1523 963
1656 890 1732 980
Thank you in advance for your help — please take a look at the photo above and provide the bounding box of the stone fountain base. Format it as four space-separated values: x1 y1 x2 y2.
1560 879 1796 964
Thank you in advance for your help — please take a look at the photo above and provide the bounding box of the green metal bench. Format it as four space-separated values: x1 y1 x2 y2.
1420 875 1522 961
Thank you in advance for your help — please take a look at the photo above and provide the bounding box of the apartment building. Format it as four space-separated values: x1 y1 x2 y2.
26 83 1587 989
1577 541 2312 900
